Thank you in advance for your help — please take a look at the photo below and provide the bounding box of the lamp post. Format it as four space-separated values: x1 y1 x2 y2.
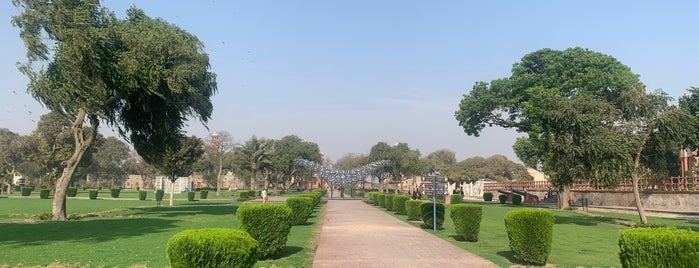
211 132 223 197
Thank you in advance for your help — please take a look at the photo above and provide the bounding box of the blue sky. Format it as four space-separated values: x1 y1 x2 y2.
1 1 698 162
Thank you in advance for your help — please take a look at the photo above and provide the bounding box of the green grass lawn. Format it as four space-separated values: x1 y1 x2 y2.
0 197 322 268
381 200 699 267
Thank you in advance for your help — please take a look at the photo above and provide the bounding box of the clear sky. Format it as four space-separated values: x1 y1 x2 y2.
1 1 698 162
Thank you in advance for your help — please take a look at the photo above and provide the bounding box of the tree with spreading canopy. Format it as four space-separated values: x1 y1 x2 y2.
455 48 691 222
234 136 274 190
269 135 321 191
12 1 216 220
150 135 204 207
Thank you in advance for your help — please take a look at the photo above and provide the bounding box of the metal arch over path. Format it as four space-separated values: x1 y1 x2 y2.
293 159 390 188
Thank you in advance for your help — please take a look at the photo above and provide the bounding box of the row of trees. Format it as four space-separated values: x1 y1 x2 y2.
455 47 699 223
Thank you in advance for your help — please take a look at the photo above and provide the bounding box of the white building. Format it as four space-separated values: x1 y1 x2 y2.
155 176 192 193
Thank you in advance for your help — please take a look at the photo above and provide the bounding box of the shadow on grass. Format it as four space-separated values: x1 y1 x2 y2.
0 217 179 246
128 203 239 218
497 250 547 266
554 213 615 226
264 246 304 260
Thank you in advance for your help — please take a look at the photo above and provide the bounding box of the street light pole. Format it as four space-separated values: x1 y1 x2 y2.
212 132 223 197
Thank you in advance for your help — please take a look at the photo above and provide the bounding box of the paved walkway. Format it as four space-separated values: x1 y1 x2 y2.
312 200 500 268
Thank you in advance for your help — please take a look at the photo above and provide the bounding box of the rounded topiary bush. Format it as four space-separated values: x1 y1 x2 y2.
406 200 422 220
187 191 196 201
155 189 164 202
21 187 32 196
512 194 523 205
483 192 494 201
67 187 78 197
420 202 445 229
619 227 699 268
138 190 147 200
89 190 98 200
110 187 121 198
200 190 209 199
504 209 555 265
384 194 394 210
239 191 249 199
392 195 410 215
237 203 292 259
377 193 386 208
39 189 50 199
450 194 463 204
498 194 507 204
450 204 482 242
166 228 258 268
286 197 314 225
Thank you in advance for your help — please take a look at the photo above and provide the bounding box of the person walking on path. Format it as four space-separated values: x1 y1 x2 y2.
261 189 268 203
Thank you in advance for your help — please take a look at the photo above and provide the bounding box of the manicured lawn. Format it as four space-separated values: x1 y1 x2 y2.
0 197 322 267
379 199 699 267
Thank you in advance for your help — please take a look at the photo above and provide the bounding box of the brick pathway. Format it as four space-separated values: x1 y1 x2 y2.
312 200 500 268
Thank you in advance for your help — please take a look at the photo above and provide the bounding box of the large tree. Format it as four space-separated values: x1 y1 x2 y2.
89 136 130 187
208 131 234 196
270 135 321 191
422 149 457 174
151 135 204 207
12 2 216 220
455 47 663 210
368 142 428 191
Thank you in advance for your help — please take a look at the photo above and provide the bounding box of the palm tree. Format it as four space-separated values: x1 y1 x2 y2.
234 136 274 190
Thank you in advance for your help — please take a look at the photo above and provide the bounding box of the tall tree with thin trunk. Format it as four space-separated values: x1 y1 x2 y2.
151 135 204 207
209 131 234 196
12 2 216 220
234 136 273 190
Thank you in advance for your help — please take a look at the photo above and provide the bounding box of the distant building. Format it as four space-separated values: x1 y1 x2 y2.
155 176 192 193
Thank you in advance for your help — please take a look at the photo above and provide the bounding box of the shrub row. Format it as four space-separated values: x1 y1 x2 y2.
450 194 463 204
166 228 258 268
286 197 314 225
420 202 445 229
237 203 292 259
406 200 422 220
384 195 394 211
239 190 257 199
392 195 410 215
619 227 699 268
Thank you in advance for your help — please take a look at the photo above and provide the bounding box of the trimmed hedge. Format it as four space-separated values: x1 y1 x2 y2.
155 189 165 202
450 194 463 204
406 200 422 220
499 194 507 204
239 191 250 198
89 190 98 200
237 203 292 259
21 187 32 196
512 194 523 205
392 195 410 215
419 202 445 229
369 192 380 205
384 194 394 210
483 192 494 201
504 209 555 265
377 194 386 208
200 190 209 199
39 189 50 199
286 197 314 225
619 227 699 268
450 204 482 242
110 187 121 198
166 228 258 268
67 187 78 197
187 191 196 201
138 190 147 201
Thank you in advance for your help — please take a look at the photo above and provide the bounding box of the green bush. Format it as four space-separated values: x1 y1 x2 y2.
89 190 98 200
237 203 292 259
450 194 463 204
139 190 147 200
406 200 422 220
319 188 327 196
377 194 386 208
499 194 507 204
384 194 394 210
618 227 699 268
286 197 314 225
298 193 321 207
39 189 50 199
239 191 250 198
21 187 32 196
392 195 410 215
67 187 78 197
200 190 209 199
110 187 121 198
420 202 445 229
187 191 196 201
369 192 379 205
155 189 164 202
248 190 257 198
450 204 482 242
483 192 494 201
40 185 47 190
512 194 523 205
504 209 555 265
166 228 258 268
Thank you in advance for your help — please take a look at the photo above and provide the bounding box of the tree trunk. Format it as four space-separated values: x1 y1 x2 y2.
169 176 176 207
52 109 97 221
557 184 571 209
215 156 222 196
632 173 648 224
